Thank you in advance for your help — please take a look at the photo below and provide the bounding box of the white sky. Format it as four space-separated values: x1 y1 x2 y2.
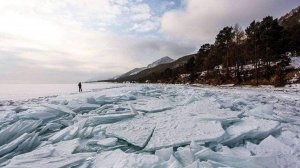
0 0 298 83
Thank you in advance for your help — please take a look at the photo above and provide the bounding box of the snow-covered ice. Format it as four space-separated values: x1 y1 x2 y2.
0 83 300 167
96 137 118 147
291 56 300 69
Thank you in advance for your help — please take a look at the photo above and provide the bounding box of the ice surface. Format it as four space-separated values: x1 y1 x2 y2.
6 151 95 168
0 133 41 163
106 98 230 151
195 141 300 168
155 147 173 161
53 139 80 155
195 147 263 167
290 56 300 69
166 155 183 168
145 120 225 151
97 138 118 147
68 101 100 113
49 125 79 143
39 122 63 134
0 120 41 146
18 104 75 121
0 83 299 167
0 83 121 101
246 104 280 121
246 135 294 156
106 117 155 147
81 112 138 126
223 116 281 145
277 130 300 153
229 146 251 157
134 98 173 113
5 138 94 167
93 149 161 168
185 161 201 168
174 146 195 166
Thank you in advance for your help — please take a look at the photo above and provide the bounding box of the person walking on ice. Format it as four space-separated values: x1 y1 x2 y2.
78 82 82 92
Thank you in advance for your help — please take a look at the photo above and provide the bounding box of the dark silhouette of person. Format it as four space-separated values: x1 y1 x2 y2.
78 82 82 92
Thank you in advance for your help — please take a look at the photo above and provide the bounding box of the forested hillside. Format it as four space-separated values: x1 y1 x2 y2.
112 6 300 87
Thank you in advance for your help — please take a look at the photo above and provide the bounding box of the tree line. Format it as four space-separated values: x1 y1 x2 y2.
148 15 300 86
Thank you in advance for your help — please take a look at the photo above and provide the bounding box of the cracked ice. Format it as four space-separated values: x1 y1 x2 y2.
0 83 300 167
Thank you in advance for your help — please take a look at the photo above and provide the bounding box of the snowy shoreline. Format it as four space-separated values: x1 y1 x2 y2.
0 83 299 167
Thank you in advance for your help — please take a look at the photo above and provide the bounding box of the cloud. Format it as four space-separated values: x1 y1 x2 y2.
113 0 129 6
130 3 152 22
0 32 195 83
131 3 151 14
158 1 176 12
130 18 160 32
161 0 299 42
4 0 297 83
0 0 196 83
131 13 152 21
129 3 160 32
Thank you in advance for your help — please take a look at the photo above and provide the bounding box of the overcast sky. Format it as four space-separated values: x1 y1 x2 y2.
0 0 298 83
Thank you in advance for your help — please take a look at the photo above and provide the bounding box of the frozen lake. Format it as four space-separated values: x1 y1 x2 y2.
0 83 121 101
0 84 299 167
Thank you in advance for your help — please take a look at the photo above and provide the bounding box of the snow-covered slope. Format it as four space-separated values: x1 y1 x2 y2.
117 67 147 79
147 56 174 68
279 6 300 28
1 84 300 167
114 56 174 80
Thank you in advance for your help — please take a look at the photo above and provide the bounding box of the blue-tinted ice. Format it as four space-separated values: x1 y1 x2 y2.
0 84 300 167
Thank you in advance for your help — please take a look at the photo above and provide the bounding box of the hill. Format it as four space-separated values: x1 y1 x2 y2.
100 5 300 86
279 6 300 28
116 54 195 82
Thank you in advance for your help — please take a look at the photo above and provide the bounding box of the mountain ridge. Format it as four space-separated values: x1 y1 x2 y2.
147 56 174 68
279 6 300 28
88 56 174 82
112 56 174 81
115 54 195 82
91 5 300 86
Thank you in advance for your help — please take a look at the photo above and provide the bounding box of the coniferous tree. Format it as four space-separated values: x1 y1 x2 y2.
196 43 212 71
245 21 261 85
259 16 285 79
233 24 245 84
286 23 300 55
215 26 235 81
138 9 299 87
185 57 196 83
